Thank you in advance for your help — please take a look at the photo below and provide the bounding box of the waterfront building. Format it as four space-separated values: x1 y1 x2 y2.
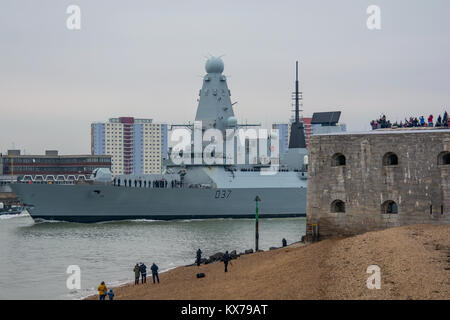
91 117 168 175
272 122 291 156
0 150 111 182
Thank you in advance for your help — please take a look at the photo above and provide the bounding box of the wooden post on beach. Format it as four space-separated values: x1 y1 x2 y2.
254 196 261 251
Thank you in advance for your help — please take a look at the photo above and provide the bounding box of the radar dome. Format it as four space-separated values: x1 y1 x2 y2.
205 56 224 74
227 116 237 127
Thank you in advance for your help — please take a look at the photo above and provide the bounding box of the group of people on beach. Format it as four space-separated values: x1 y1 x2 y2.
370 111 450 130
96 262 160 300
133 262 160 285
97 282 114 300
97 241 293 300
196 248 232 272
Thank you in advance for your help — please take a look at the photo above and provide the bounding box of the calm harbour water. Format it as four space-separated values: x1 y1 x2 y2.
0 212 305 300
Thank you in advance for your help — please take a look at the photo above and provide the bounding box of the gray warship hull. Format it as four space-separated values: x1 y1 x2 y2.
10 183 306 222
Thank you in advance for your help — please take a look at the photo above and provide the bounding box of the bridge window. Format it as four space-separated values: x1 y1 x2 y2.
332 153 346 167
438 152 450 165
383 153 398 166
331 200 346 213
381 200 398 214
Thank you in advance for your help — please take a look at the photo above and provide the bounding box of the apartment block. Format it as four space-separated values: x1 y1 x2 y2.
91 117 168 175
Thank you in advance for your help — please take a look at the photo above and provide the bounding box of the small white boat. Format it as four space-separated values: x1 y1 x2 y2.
0 202 24 215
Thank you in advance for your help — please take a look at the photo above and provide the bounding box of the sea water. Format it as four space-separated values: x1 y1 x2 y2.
0 212 305 299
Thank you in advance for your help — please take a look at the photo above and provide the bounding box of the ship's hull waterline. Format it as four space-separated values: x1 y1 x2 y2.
10 184 306 223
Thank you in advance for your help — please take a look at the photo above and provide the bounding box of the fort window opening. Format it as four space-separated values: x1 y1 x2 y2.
381 200 398 214
383 152 398 166
438 151 450 165
332 153 346 167
331 200 346 213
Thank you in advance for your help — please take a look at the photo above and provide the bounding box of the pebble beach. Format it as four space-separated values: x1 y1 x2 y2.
85 224 450 300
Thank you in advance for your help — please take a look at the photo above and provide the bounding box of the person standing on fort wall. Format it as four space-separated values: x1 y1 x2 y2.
436 115 442 127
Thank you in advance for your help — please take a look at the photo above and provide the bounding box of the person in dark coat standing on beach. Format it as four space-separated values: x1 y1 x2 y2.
282 238 287 247
196 248 202 266
222 251 230 272
139 262 147 284
133 263 140 285
151 262 160 284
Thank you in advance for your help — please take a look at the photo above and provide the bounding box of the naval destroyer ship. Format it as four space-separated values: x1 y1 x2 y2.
10 57 308 222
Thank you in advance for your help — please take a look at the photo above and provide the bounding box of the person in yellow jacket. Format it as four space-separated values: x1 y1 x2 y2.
98 281 107 300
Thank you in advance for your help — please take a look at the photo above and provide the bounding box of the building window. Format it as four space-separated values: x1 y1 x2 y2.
438 151 450 165
331 200 345 213
331 153 346 167
381 200 398 214
383 152 398 166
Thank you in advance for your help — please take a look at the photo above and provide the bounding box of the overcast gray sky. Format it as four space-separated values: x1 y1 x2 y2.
1 0 449 154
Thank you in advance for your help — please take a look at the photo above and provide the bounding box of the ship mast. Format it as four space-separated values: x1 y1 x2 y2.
11 154 14 183
295 61 300 123
288 61 306 149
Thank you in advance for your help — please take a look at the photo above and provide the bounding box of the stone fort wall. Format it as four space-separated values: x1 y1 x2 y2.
306 129 450 240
